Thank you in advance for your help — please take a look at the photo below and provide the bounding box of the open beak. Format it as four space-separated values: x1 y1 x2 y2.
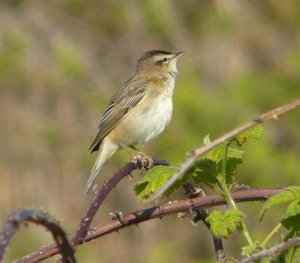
174 51 187 58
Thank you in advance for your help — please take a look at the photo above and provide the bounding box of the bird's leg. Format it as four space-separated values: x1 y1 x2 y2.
120 143 136 158
120 144 153 170
129 145 140 152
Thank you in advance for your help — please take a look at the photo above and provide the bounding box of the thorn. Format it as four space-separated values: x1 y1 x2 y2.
254 116 263 123
87 227 96 236
187 149 197 158
93 184 98 193
132 211 138 217
191 219 198 226
109 211 125 226
127 173 133 180
177 211 190 218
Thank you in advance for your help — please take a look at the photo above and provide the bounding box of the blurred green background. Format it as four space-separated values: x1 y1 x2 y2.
0 0 299 262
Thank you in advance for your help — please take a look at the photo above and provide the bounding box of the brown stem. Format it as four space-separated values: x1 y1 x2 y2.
0 209 76 263
240 237 300 263
150 99 300 201
15 188 282 263
71 158 169 245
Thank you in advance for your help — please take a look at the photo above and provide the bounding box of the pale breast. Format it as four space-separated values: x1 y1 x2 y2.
115 79 174 146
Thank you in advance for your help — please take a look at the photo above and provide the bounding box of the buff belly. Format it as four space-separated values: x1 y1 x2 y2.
109 92 173 146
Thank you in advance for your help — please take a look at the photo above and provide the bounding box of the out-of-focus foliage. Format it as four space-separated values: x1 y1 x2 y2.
0 1 299 262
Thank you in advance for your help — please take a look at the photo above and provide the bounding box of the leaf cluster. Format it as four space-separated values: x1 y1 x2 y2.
259 186 300 261
260 186 300 239
134 125 263 200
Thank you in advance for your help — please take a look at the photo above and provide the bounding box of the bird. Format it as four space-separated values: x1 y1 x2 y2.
85 50 186 194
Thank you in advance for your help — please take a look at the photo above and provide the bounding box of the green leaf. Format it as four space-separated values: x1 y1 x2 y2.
187 159 219 186
206 209 244 239
225 158 243 178
206 211 229 239
287 199 300 215
259 187 300 221
224 209 244 234
281 209 300 233
258 187 300 240
285 247 300 263
286 186 300 199
189 157 242 188
134 165 181 200
234 125 264 146
207 144 244 163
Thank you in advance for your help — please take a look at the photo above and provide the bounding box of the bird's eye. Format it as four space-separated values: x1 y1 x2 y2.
156 57 169 65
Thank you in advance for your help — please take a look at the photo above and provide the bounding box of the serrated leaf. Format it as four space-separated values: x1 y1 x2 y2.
206 211 229 239
280 195 300 239
207 144 244 163
188 158 242 189
206 209 244 239
224 209 245 234
225 158 243 178
281 209 300 232
286 186 300 198
287 199 300 215
134 165 181 200
259 188 300 221
235 125 264 146
187 159 219 186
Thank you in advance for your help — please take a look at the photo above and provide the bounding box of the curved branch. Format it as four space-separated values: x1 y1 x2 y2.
16 188 282 263
240 237 300 263
150 99 300 201
0 209 76 263
72 158 170 245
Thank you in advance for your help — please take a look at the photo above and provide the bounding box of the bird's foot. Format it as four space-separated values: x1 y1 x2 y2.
132 152 153 170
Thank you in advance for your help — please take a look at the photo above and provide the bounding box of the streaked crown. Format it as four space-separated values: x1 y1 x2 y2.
136 50 186 76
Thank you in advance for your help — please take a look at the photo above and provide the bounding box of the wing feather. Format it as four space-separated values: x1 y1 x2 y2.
90 78 148 152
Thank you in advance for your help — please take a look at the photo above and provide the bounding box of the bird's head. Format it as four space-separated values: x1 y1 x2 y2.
136 50 186 78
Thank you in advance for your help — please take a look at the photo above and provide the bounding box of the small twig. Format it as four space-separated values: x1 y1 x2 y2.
71 158 169 245
150 99 300 201
183 183 225 261
194 210 225 261
16 188 282 263
240 237 300 263
0 209 76 263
